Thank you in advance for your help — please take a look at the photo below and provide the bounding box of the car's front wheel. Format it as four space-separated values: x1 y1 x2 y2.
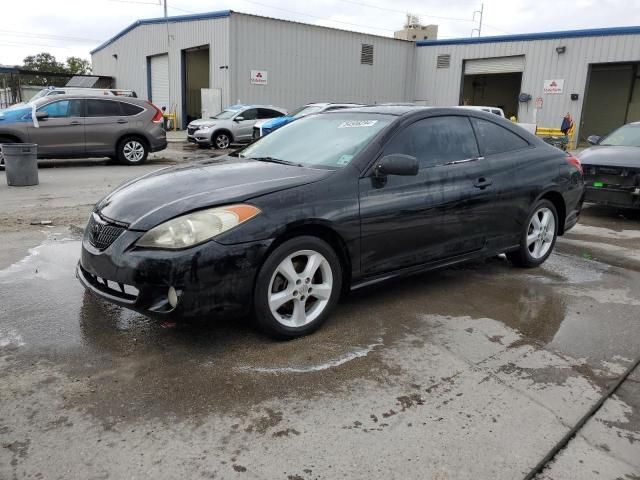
254 236 342 339
213 131 231 149
507 199 559 268
117 136 148 165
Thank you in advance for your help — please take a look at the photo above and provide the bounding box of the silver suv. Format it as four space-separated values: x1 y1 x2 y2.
187 104 286 149
0 95 166 166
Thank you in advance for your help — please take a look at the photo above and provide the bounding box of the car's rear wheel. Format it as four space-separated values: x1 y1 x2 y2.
213 132 230 149
254 236 342 339
507 199 558 268
117 136 148 165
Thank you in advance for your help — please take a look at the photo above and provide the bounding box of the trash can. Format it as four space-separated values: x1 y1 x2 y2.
2 143 39 187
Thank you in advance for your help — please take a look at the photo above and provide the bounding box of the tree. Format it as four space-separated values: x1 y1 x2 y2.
22 52 66 73
66 57 92 75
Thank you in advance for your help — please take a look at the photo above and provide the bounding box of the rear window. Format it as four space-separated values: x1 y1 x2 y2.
120 102 144 116
87 99 121 117
471 118 529 155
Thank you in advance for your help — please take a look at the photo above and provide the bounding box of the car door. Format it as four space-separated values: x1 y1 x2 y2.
84 99 128 155
233 108 258 142
28 99 84 157
358 115 500 276
469 117 537 245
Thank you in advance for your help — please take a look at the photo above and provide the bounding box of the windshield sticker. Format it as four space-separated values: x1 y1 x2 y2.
337 154 353 166
338 120 378 128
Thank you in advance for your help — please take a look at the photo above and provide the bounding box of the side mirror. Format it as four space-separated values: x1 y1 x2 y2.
375 154 419 177
587 135 601 145
234 116 245 122
35 111 49 120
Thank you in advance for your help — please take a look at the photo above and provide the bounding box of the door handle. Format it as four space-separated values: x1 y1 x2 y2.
117 119 128 124
474 177 493 189
69 121 81 126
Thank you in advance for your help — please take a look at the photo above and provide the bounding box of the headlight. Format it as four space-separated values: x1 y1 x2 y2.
136 204 261 249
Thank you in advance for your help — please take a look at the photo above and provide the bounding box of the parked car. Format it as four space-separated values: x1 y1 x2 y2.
579 122 640 209
31 86 137 100
0 95 166 167
459 106 506 118
77 106 584 339
253 102 364 139
187 105 286 149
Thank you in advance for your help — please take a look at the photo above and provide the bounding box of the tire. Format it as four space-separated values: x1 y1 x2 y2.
212 131 231 150
507 199 559 268
254 236 343 339
117 136 148 165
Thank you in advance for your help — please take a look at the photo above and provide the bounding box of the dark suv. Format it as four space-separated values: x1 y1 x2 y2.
0 95 167 166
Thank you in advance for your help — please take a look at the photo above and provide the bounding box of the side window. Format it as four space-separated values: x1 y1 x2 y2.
240 109 257 120
68 100 83 117
383 116 479 169
86 99 121 117
39 100 70 118
120 102 144 116
471 118 529 155
257 108 281 119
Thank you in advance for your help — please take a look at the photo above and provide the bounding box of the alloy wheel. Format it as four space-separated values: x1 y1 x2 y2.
215 134 230 149
526 207 556 259
123 140 145 163
268 250 333 327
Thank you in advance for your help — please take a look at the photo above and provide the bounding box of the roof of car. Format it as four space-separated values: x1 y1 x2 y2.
329 105 431 116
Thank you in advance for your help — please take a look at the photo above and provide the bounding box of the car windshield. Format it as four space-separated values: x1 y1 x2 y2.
210 110 238 120
290 105 323 118
239 113 392 169
599 124 640 147
29 89 50 101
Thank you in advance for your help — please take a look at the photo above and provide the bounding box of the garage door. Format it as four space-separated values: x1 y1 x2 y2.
464 55 525 75
150 54 169 109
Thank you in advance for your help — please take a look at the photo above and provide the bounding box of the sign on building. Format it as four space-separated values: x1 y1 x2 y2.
250 70 268 85
543 79 564 94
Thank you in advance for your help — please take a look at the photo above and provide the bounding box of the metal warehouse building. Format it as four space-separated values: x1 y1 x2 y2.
415 27 640 143
91 11 640 142
90 10 416 129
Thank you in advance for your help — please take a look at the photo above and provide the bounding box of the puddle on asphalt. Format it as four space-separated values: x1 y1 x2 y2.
2 237 640 421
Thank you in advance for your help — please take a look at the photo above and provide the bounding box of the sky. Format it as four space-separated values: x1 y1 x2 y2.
0 0 639 66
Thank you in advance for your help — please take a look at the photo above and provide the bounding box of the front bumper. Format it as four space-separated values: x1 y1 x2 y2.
584 186 640 209
77 227 272 319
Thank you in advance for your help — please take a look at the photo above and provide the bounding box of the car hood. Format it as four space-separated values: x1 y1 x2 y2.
97 157 332 230
189 118 226 128
263 116 292 130
578 146 640 168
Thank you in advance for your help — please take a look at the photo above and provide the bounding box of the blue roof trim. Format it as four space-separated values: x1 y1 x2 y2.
416 25 640 47
90 10 231 54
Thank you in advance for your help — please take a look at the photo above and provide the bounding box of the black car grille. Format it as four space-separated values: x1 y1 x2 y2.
87 214 126 250
188 127 198 135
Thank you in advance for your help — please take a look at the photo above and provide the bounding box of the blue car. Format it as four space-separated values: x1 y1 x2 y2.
252 102 363 139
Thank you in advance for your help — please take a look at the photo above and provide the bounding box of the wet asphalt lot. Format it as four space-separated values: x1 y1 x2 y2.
1 161 639 479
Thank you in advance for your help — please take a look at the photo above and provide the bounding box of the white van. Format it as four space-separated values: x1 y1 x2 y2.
458 105 506 118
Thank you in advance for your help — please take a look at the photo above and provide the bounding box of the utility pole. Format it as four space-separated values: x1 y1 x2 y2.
471 3 484 37
163 0 167 18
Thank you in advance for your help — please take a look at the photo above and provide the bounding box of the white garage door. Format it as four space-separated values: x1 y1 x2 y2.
464 55 525 75
150 54 169 109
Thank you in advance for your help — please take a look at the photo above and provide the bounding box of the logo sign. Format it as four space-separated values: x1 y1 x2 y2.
250 70 268 85
543 79 564 94
535 97 543 109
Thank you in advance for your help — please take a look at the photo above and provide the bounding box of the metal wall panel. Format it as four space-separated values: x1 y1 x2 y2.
91 16 230 127
415 34 640 138
229 13 416 110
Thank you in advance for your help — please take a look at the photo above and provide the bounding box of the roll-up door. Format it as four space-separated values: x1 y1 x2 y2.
464 55 525 75
150 54 169 109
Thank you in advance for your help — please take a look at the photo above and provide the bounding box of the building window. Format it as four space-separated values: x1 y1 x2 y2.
361 44 374 65
437 54 451 69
